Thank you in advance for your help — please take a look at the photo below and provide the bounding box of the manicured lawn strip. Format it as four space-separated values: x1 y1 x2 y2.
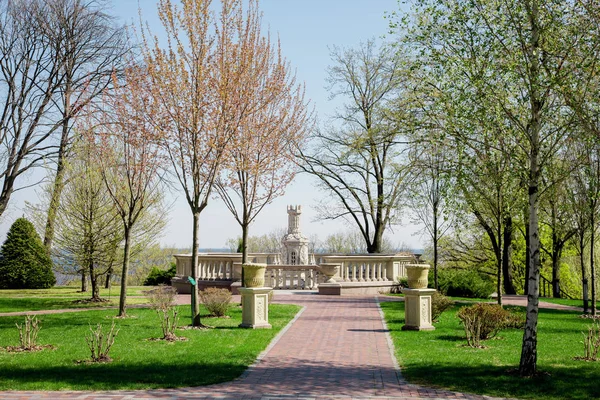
381 301 600 400
0 296 149 313
0 303 300 390
0 286 148 299
539 297 586 308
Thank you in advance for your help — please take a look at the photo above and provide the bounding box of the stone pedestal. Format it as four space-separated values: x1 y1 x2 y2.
401 288 436 331
239 287 272 329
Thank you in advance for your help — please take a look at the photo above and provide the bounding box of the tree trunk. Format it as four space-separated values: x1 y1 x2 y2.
90 261 100 302
524 210 531 295
520 0 541 376
433 202 439 290
368 225 384 254
592 210 596 316
105 266 112 289
581 233 589 313
502 215 516 294
118 227 131 317
551 241 562 298
80 269 88 292
44 94 71 251
0 175 16 219
191 211 201 326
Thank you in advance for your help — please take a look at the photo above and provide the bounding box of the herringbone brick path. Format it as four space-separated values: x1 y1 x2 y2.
1 294 511 400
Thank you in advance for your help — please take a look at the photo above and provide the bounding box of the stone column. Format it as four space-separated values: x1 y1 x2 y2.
239 287 272 329
401 263 435 331
401 288 436 331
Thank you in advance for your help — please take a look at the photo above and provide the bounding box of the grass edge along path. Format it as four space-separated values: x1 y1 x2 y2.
380 300 600 400
0 303 301 391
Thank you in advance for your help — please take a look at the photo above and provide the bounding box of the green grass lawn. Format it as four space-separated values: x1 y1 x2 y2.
0 286 150 313
0 303 300 390
381 301 600 400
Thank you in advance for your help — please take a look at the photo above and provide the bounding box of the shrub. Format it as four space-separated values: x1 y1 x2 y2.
143 262 177 286
85 321 119 362
144 285 180 340
16 315 41 350
431 291 454 322
0 217 55 289
457 303 510 347
579 322 600 361
391 277 408 293
503 307 526 329
199 287 232 317
438 269 494 299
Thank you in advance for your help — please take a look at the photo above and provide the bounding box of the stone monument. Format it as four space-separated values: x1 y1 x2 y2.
401 264 435 331
281 205 309 265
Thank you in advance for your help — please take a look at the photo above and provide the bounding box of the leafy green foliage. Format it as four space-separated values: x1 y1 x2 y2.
143 263 176 286
437 268 494 299
0 217 55 289
381 302 600 400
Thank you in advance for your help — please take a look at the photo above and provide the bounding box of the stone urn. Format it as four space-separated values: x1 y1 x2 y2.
405 264 431 289
318 263 340 283
242 263 267 288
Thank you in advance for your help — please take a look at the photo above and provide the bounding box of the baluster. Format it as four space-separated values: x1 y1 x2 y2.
382 263 388 281
377 262 383 281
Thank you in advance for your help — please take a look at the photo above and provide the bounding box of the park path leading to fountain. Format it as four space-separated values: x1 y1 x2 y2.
3 293 520 400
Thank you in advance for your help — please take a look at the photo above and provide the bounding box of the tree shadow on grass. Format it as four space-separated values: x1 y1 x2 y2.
435 335 464 342
0 361 248 390
402 363 600 400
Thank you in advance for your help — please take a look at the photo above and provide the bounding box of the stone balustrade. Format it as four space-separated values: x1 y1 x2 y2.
315 254 415 282
265 265 324 290
173 253 281 280
172 252 417 295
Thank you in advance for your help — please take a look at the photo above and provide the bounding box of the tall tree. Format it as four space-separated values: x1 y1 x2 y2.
215 1 310 265
407 138 453 290
53 139 122 302
42 0 130 252
396 0 595 375
299 40 408 253
0 0 64 218
540 161 578 298
84 65 165 317
141 0 259 326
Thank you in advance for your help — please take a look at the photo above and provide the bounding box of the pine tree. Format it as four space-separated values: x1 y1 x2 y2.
0 217 55 289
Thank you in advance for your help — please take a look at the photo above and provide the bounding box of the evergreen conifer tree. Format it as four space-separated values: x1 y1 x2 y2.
0 217 55 288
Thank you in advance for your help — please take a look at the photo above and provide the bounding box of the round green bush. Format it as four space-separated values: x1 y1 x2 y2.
143 263 176 286
0 217 55 289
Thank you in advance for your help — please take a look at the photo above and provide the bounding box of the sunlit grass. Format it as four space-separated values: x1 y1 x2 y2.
381 301 600 400
0 286 150 313
0 303 300 390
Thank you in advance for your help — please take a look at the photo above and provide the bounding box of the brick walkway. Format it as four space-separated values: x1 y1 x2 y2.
2 294 511 400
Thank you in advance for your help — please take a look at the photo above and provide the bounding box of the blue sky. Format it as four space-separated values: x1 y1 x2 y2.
0 0 424 250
